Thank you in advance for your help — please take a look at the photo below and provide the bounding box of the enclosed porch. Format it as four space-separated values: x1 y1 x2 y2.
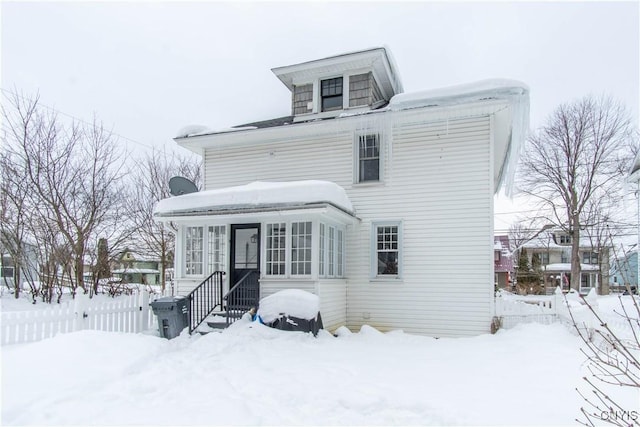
154 181 359 332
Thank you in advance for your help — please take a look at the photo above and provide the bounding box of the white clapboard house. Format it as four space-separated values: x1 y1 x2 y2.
154 47 529 337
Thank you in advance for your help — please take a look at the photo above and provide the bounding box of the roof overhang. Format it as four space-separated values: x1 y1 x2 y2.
271 46 403 100
154 180 359 225
155 202 359 226
174 80 528 196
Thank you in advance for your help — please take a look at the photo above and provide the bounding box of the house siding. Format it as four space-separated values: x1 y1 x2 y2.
201 111 493 337
317 279 347 331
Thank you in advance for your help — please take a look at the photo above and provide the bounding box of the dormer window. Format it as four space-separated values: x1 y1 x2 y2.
321 77 343 112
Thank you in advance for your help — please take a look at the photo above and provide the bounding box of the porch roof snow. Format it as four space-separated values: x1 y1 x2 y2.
154 180 354 217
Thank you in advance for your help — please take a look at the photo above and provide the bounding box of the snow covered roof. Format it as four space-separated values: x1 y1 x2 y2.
386 79 528 111
154 180 355 218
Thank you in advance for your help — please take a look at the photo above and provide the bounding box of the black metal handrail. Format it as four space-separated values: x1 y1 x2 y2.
223 270 260 326
187 271 225 334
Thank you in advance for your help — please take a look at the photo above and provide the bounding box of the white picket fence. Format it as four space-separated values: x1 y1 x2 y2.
1 292 158 346
495 291 561 329
495 287 640 341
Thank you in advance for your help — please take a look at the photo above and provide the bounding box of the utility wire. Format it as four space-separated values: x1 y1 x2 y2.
0 87 163 152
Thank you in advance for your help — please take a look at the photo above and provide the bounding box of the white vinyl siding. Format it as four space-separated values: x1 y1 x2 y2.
198 109 495 337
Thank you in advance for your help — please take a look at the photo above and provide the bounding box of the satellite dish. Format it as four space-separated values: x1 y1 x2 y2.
169 176 198 196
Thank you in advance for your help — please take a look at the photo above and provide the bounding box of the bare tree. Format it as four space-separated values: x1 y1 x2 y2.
128 149 201 293
1 91 128 297
518 95 636 291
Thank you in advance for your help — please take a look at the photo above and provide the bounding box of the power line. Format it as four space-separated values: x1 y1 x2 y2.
0 87 160 152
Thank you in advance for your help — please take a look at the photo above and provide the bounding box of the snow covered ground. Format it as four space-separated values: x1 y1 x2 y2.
2 294 639 426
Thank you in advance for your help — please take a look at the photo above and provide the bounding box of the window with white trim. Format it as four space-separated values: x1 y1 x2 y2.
291 221 312 275
337 229 344 277
185 226 204 275
372 222 401 277
357 134 380 182
319 222 345 279
207 226 226 274
328 226 335 276
266 223 287 275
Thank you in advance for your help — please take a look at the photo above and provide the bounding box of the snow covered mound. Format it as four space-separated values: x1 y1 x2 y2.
258 289 320 324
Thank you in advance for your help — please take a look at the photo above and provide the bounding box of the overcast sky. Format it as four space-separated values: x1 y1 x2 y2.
2 1 639 231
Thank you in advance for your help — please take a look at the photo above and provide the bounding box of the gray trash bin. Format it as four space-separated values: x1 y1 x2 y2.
150 296 189 339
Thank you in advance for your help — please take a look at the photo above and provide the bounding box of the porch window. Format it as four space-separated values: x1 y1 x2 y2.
319 223 325 276
328 226 335 276
185 226 204 275
266 223 286 275
357 134 380 182
207 225 226 274
291 221 312 275
319 222 346 279
337 229 344 276
372 222 402 277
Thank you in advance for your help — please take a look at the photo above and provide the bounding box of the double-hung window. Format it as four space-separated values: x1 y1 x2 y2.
266 223 287 275
582 251 598 265
185 226 204 275
291 221 312 276
541 252 550 265
321 77 343 112
357 134 380 182
318 222 345 279
372 222 401 278
207 226 226 274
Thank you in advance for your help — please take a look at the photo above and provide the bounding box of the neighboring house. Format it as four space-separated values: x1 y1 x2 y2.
610 250 638 291
154 47 529 337
494 235 513 290
522 229 610 295
0 241 39 290
112 250 161 286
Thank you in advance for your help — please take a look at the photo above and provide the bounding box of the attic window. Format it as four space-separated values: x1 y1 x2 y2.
321 77 343 111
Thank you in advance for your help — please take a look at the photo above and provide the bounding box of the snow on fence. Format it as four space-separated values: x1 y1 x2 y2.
1 292 157 346
496 287 640 342
495 290 561 329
